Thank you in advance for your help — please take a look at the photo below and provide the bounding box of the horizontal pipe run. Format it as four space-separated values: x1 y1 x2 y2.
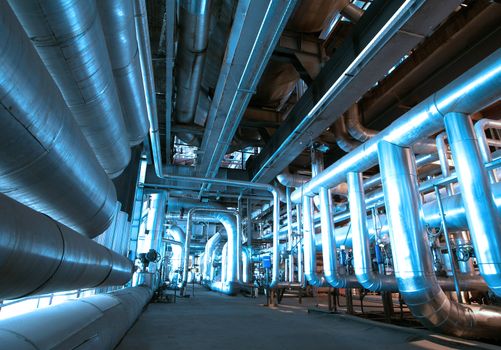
291 49 501 204
0 3 118 237
0 286 152 349
98 0 149 145
0 193 133 300
8 0 131 177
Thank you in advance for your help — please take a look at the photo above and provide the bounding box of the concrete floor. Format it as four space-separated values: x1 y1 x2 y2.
118 286 500 350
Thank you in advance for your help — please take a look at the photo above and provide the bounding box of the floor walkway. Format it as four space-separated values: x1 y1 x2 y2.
118 286 500 350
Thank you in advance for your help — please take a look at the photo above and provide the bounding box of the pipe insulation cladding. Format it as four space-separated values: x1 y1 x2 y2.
97 0 149 146
378 141 501 340
0 193 133 300
0 286 152 350
8 0 131 178
0 2 118 237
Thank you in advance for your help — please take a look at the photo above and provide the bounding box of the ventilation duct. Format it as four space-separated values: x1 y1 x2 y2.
8 0 131 178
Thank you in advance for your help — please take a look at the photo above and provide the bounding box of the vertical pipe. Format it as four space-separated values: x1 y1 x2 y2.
296 203 304 285
444 113 501 297
286 187 295 283
433 185 462 303
474 119 501 183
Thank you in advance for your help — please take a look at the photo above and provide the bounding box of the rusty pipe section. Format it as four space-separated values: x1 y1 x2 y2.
0 285 152 349
0 193 133 300
378 141 501 340
98 0 149 146
175 0 211 142
0 3 117 237
8 0 131 178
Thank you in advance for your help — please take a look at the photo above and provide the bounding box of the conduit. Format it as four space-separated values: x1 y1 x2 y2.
0 3 118 237
0 193 133 300
8 0 131 178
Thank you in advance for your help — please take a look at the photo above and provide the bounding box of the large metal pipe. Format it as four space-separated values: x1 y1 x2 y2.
312 150 359 288
203 232 221 282
183 208 241 295
378 141 501 339
347 172 396 291
475 118 501 183
445 113 501 297
0 286 152 349
166 225 185 281
291 49 501 204
146 175 280 287
174 0 211 142
0 193 133 300
97 0 149 145
134 0 163 177
148 193 167 256
0 3 118 238
8 0 131 178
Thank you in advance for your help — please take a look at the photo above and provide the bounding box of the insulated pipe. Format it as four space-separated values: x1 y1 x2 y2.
167 225 186 277
345 103 377 142
313 150 359 289
149 193 167 255
242 247 250 284
302 195 324 287
145 175 280 287
203 232 221 281
475 118 501 183
97 0 149 145
291 49 501 204
8 0 131 178
347 172 397 291
378 141 501 339
221 243 228 283
334 116 360 152
296 203 304 285
0 285 152 349
0 3 117 238
445 113 501 297
276 168 310 188
134 0 163 177
0 193 133 300
183 208 241 294
175 0 211 142
286 187 295 283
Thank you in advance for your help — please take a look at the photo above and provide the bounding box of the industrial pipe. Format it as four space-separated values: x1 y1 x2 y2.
166 225 186 280
445 113 501 297
378 141 501 339
313 150 359 289
183 208 241 295
98 0 149 145
0 3 118 237
134 0 163 177
8 0 131 178
474 118 501 183
291 49 501 203
203 232 221 282
175 0 211 143
347 172 397 291
145 175 280 287
0 193 133 300
0 286 152 349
